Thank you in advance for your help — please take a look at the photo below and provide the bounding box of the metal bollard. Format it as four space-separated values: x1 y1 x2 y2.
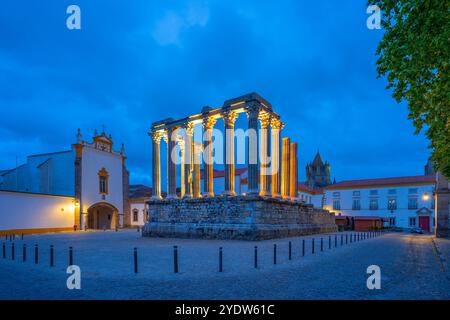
21 233 24 240
2 242 5 259
329 236 331 249
273 244 277 265
288 241 292 260
312 239 315 254
69 247 73 266
50 245 54 267
346 234 348 244
11 243 15 260
321 238 323 252
173 246 179 273
350 233 353 243
302 240 305 257
335 235 337 247
23 244 26 262
254 246 258 269
219 247 223 272
35 244 38 264
134 248 138 274
341 234 343 245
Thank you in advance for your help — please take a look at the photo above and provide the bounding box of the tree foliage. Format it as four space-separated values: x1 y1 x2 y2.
371 0 450 177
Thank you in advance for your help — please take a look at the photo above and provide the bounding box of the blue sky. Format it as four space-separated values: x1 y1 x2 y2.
0 0 430 185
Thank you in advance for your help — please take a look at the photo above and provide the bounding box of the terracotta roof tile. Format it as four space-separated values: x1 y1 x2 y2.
325 175 435 190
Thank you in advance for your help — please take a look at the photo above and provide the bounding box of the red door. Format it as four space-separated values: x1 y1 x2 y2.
418 216 430 232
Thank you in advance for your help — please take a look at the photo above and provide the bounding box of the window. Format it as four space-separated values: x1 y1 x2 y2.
409 217 416 227
352 191 360 197
408 197 418 210
352 199 360 210
388 198 397 210
370 190 378 196
388 189 397 195
333 199 341 210
389 217 396 226
408 188 418 195
369 199 378 210
98 168 109 195
133 209 139 222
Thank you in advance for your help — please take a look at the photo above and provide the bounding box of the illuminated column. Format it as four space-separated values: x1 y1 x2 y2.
167 127 178 199
259 112 271 196
183 122 194 198
270 119 283 197
151 130 163 199
281 137 291 199
177 136 185 198
193 143 202 198
203 117 217 197
246 105 259 195
222 111 238 196
289 142 299 200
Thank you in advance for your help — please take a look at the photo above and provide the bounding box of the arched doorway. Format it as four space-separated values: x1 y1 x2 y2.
87 203 119 230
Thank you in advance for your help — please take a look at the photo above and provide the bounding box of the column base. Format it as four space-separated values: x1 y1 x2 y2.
166 194 178 199
222 190 237 197
259 190 271 197
151 195 163 200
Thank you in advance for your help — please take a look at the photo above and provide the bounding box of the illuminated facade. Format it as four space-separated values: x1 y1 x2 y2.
323 175 436 231
0 129 130 233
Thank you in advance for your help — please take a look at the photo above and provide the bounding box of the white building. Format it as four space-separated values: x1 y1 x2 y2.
323 175 436 231
0 129 131 234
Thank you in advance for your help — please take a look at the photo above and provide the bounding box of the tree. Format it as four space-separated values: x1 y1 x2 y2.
371 0 450 177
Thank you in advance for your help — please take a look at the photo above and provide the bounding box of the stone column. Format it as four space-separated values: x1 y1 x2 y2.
281 137 291 199
193 143 202 198
259 112 271 196
246 105 259 195
183 122 194 198
151 131 163 199
177 136 185 198
167 127 178 199
203 117 217 197
270 119 283 197
222 111 238 196
289 142 299 200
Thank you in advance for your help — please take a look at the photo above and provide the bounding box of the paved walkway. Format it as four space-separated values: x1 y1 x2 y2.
0 231 448 299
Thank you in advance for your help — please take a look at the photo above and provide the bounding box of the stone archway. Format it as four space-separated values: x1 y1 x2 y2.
87 203 119 230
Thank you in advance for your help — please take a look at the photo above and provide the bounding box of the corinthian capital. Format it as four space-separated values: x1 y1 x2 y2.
259 111 271 129
270 118 284 130
151 130 165 143
184 122 194 136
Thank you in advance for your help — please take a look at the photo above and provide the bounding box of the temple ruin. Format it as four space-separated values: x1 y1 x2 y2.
143 93 336 240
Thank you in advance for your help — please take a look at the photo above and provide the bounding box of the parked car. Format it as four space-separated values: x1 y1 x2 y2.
410 227 424 234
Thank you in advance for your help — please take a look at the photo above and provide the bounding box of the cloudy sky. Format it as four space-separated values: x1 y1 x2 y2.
0 0 430 186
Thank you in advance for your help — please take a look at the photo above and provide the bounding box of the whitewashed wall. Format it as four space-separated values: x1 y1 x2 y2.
324 184 435 229
130 201 147 226
0 191 75 231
